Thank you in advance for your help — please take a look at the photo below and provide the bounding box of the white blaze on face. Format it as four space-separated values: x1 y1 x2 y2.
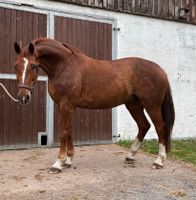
22 57 29 84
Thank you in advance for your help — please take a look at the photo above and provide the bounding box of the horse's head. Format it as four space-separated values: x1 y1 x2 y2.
14 42 38 104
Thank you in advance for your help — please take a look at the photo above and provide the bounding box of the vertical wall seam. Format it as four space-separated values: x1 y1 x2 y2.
46 12 54 146
112 18 118 141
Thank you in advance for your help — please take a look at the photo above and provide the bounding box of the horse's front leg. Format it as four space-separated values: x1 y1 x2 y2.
49 104 75 174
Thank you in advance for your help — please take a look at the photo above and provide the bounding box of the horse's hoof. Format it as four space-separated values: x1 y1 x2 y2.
124 157 135 165
49 167 62 174
152 163 163 169
63 163 71 169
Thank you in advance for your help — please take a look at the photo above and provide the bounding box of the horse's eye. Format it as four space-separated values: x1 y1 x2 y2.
31 64 37 70
14 64 18 70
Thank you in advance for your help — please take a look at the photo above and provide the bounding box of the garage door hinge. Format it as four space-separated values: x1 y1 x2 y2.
21 3 34 7
113 134 121 138
113 27 120 31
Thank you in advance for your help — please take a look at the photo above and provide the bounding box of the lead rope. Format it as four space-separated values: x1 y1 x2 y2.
0 83 18 102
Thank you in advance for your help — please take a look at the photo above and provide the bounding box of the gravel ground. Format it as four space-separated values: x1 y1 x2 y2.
0 144 195 200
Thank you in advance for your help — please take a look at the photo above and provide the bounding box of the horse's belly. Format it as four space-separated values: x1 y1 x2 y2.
78 99 123 109
78 70 133 109
78 90 130 109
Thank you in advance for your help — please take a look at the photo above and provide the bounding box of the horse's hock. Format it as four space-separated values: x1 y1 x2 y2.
0 144 195 200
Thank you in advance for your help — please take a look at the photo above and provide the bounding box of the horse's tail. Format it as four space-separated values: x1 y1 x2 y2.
161 83 175 152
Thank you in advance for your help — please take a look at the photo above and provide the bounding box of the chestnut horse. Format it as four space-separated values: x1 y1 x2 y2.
14 38 175 173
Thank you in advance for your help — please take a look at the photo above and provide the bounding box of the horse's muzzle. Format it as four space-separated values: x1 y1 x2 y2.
18 83 33 104
17 91 31 105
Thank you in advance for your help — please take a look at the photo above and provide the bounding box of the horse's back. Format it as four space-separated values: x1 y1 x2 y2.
113 57 167 79
76 56 168 109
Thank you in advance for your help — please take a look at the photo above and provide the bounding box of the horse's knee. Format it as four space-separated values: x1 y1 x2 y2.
60 131 72 142
60 131 67 141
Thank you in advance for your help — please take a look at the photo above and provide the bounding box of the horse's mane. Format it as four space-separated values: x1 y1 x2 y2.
62 42 82 54
31 37 81 55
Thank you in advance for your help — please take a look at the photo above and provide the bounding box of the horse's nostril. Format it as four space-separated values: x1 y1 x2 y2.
26 94 30 101
17 94 30 104
17 94 21 100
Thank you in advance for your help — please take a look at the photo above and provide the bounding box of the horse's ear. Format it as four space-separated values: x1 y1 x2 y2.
28 42 35 54
14 42 21 54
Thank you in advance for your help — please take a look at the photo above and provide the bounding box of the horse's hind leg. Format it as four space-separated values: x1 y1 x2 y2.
145 107 167 169
125 100 150 165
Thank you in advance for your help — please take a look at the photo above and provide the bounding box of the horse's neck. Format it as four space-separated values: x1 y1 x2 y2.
35 42 71 78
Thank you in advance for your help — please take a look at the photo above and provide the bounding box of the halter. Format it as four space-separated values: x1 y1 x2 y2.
18 83 33 91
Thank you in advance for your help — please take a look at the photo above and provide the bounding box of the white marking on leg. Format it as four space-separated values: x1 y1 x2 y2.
130 137 141 152
158 143 166 158
22 57 28 83
126 137 141 160
65 156 72 165
52 159 65 170
153 143 166 168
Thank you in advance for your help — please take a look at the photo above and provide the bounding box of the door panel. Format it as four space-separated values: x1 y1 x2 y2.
0 8 47 148
54 16 112 144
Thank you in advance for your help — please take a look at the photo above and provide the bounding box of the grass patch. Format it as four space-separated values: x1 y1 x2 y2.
118 139 196 165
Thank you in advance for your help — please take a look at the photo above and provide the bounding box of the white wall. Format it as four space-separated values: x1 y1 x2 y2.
116 17 196 140
8 0 196 139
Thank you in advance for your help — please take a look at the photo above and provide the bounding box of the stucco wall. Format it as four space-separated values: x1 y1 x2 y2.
8 0 196 139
